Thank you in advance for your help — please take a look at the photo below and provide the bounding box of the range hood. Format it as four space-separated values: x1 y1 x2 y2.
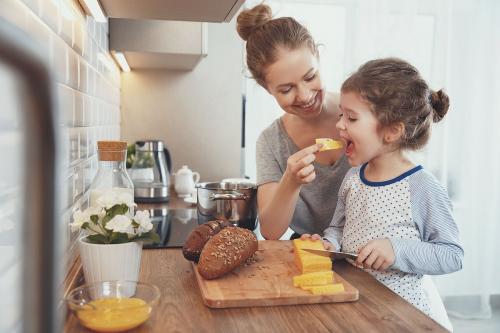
110 19 208 70
104 0 245 70
100 0 245 22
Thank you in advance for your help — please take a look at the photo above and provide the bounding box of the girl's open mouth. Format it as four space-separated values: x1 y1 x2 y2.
345 140 354 156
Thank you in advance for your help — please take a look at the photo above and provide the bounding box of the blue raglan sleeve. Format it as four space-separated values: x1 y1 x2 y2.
390 170 464 275
323 167 357 250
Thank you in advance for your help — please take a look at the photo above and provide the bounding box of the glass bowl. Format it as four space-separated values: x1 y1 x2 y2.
66 281 160 332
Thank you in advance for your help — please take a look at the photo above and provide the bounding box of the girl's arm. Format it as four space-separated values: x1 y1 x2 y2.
323 168 355 249
322 200 345 251
390 172 464 275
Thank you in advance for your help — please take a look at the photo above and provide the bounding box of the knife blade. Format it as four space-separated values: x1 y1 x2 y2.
302 248 358 261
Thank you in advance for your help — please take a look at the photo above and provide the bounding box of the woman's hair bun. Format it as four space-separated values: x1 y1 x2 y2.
429 89 450 123
236 4 273 41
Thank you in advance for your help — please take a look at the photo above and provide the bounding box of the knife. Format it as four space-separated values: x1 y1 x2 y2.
302 248 358 261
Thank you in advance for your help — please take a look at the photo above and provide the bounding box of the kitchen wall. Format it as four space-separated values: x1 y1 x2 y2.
0 0 121 273
121 19 243 182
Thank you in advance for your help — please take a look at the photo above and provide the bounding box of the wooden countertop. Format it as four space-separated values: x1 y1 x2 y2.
65 189 448 332
66 250 447 332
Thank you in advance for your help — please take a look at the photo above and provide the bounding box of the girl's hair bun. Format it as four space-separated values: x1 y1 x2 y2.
430 89 450 123
236 4 273 41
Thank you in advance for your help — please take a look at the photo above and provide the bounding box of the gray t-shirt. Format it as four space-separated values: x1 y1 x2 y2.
256 119 351 235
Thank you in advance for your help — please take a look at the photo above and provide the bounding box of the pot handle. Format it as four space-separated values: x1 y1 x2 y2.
210 191 248 201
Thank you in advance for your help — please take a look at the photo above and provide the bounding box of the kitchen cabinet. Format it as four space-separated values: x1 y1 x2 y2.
109 19 207 70
100 0 245 22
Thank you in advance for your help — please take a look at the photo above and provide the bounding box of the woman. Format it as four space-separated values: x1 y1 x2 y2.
236 4 350 240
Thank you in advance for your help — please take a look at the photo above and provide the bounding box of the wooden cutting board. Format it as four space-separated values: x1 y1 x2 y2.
192 240 359 308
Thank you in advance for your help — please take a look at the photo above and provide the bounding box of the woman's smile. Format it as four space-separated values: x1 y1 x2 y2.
292 91 321 113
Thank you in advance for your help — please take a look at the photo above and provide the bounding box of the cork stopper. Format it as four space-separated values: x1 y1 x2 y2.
97 141 127 161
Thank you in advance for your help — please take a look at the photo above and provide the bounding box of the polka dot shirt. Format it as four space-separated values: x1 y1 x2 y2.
324 164 464 316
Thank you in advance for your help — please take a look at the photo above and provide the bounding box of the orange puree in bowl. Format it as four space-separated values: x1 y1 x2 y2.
76 297 151 332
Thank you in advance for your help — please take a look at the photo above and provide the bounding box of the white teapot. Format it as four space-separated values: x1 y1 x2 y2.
174 165 200 198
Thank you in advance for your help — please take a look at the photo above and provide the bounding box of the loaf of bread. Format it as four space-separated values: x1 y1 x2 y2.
182 220 233 262
197 227 258 280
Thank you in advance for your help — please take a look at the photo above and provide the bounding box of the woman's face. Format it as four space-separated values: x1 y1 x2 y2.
264 47 324 119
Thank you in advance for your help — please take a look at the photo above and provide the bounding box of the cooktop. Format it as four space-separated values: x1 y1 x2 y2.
143 208 199 249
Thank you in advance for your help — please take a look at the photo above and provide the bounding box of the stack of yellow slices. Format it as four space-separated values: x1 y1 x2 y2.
292 239 345 295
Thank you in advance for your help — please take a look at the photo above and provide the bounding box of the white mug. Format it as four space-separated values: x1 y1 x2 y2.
174 165 200 198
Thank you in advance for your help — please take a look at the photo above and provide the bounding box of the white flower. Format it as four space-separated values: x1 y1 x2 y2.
105 215 134 235
95 189 136 210
134 210 153 234
117 191 136 209
70 207 103 232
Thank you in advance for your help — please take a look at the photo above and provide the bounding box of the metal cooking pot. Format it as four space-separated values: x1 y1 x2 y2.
196 182 257 230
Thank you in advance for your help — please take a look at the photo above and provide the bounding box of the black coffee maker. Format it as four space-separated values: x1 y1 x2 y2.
130 140 172 202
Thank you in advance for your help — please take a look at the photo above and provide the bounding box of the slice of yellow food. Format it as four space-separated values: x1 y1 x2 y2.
301 283 345 295
76 297 151 332
315 138 344 151
292 239 332 274
293 271 334 287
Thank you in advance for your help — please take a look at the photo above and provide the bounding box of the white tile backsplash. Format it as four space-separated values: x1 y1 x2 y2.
73 90 84 126
78 60 87 93
73 18 84 55
56 84 74 126
59 10 73 46
67 48 79 89
0 0 122 276
21 0 40 13
40 0 60 34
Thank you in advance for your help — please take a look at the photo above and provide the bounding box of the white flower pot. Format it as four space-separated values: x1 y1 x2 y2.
79 237 143 285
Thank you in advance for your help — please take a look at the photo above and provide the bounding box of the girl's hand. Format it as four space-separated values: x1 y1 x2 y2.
284 144 321 185
356 239 395 271
300 233 335 251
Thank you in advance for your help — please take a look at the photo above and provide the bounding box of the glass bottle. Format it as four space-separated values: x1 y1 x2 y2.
89 141 134 208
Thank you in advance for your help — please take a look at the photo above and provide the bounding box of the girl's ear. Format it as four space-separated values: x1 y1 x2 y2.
383 122 405 144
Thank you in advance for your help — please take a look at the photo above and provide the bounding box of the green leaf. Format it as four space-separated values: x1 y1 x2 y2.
107 204 129 217
86 234 110 244
81 222 89 230
90 215 99 224
110 232 129 244
102 214 112 227
150 231 160 244
132 231 160 244
131 221 139 228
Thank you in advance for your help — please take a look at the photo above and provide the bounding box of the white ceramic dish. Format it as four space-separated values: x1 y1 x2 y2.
184 196 197 205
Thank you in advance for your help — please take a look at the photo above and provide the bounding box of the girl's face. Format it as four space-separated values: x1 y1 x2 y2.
336 91 386 166
264 47 325 119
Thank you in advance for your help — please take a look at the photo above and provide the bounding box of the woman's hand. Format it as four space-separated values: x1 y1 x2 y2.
300 233 335 251
284 144 321 185
356 239 395 271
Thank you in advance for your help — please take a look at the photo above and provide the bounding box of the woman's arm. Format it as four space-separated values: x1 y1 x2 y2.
257 144 321 240
257 180 300 239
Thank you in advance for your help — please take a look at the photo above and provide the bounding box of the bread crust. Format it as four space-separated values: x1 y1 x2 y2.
182 220 232 262
197 227 258 280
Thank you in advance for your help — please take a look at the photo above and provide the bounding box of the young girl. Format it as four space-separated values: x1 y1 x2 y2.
303 58 464 320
